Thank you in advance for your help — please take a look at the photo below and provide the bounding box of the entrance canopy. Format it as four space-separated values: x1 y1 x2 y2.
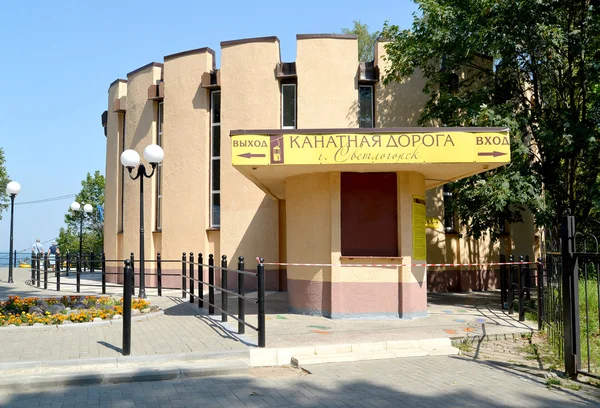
230 127 510 198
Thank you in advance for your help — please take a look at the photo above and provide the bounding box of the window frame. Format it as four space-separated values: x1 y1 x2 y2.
118 112 126 233
155 101 163 231
210 90 221 228
281 82 297 129
358 84 374 128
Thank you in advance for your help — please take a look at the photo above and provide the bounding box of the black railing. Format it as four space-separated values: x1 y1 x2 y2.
25 250 267 348
181 253 266 347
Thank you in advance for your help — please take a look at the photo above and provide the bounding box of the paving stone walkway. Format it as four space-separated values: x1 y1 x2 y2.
1 356 597 407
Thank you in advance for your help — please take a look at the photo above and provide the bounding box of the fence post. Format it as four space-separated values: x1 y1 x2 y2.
36 253 41 288
208 254 215 314
561 214 581 378
257 258 266 348
101 253 106 295
537 258 544 331
221 255 228 322
189 252 195 304
90 251 95 273
43 253 48 290
130 253 135 296
31 252 35 284
238 256 245 334
500 254 507 309
66 252 70 276
56 253 61 292
122 259 132 356
76 254 81 293
525 255 531 300
181 253 187 299
508 255 514 314
157 253 162 297
198 253 204 309
518 255 525 321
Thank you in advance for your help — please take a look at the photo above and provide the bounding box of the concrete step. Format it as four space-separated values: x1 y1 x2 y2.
250 338 460 368
292 349 429 366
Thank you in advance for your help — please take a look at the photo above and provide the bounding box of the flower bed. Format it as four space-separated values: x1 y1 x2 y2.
0 296 153 326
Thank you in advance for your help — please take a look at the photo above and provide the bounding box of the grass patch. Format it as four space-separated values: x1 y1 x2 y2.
546 378 561 388
456 339 473 353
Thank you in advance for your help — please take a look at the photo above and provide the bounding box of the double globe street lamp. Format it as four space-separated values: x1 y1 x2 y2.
70 201 93 267
121 144 164 299
6 181 21 283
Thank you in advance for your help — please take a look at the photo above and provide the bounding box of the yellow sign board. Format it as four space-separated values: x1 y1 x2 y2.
231 131 510 166
412 197 427 261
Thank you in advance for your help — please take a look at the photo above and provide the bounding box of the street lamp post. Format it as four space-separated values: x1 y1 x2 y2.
121 144 164 299
70 201 93 268
6 181 21 283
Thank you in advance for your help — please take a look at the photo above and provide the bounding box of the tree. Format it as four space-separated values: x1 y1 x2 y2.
382 0 600 238
342 20 380 62
0 148 10 218
58 171 105 254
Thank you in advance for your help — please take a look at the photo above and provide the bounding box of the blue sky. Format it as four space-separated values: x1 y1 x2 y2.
0 0 418 253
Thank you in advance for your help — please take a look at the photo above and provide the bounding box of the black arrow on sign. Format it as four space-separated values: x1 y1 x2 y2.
237 152 266 159
478 151 507 157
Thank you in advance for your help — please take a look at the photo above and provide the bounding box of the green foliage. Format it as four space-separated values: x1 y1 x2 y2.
382 0 600 237
0 148 10 218
342 20 380 62
57 171 104 254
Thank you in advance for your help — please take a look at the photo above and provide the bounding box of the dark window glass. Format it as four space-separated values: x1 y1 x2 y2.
212 194 220 226
282 84 296 128
212 125 220 157
212 91 221 124
212 159 220 191
359 85 374 128
443 187 455 232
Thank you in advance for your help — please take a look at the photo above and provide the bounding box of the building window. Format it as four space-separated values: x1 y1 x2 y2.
210 90 221 228
341 173 398 257
358 85 374 128
443 186 456 232
119 113 126 232
155 101 163 231
281 83 296 129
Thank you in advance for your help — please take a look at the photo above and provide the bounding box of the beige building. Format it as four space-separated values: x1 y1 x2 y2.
102 34 536 318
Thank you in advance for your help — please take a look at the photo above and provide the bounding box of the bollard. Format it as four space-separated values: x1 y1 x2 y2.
101 253 107 295
130 253 135 296
238 256 245 334
221 255 228 322
537 258 544 331
157 253 162 297
508 255 514 315
518 255 525 321
198 253 204 309
189 253 195 303
257 258 266 348
122 259 132 356
76 254 81 293
208 254 215 314
181 253 187 299
56 254 61 292
43 253 48 290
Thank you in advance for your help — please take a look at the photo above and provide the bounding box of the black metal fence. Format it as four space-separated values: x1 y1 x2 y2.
25 251 267 348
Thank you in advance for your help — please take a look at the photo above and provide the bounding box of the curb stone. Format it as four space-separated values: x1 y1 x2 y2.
0 311 164 331
0 359 249 390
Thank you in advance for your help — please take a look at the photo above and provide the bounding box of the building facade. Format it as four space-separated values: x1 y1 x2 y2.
102 34 536 318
